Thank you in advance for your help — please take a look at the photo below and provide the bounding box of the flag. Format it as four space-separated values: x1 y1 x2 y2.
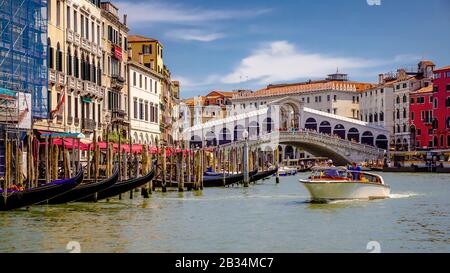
51 90 65 118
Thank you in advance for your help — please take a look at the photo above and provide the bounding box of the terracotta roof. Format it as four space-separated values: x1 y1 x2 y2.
206 90 239 98
128 35 160 44
434 65 450 72
183 96 205 106
411 85 433 94
419 60 435 66
234 80 375 99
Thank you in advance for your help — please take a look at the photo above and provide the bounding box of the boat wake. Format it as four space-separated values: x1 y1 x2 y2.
389 192 420 199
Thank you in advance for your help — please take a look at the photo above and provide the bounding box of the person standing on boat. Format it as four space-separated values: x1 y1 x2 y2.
348 162 362 181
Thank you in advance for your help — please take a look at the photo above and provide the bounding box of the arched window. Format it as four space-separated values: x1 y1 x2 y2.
396 109 400 119
56 42 62 71
403 124 407 132
403 108 407 119
403 94 407 103
74 50 79 78
361 131 374 146
319 121 332 135
374 113 378 122
305 118 317 131
369 114 373 123
333 124 346 139
97 61 102 86
67 47 72 75
380 112 384 122
375 135 388 150
396 96 400 104
347 128 360 142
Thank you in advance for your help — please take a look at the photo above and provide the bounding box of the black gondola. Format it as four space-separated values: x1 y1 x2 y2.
78 168 156 202
250 168 278 183
153 170 258 188
43 165 120 204
0 166 84 211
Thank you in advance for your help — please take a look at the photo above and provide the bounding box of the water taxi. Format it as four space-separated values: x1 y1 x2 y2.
299 167 390 202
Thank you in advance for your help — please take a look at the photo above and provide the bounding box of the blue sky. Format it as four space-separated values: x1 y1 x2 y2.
116 0 450 98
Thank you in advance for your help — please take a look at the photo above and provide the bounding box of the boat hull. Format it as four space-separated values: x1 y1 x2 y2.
300 181 390 201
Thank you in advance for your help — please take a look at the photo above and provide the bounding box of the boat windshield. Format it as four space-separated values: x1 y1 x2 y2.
311 169 347 179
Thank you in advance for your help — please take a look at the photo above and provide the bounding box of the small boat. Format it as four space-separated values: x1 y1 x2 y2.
79 168 156 202
44 165 120 204
276 166 297 176
250 168 278 183
0 166 84 211
299 167 390 202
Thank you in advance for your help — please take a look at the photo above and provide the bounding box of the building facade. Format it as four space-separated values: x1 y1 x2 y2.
431 66 450 149
392 61 435 150
101 1 129 140
128 35 179 145
231 73 372 120
409 86 434 149
34 0 105 141
359 73 397 146
128 61 160 145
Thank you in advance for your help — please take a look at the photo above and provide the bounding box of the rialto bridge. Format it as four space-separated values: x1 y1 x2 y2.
181 98 389 165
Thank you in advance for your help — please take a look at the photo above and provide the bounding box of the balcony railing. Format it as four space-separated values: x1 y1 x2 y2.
67 116 73 125
81 38 91 51
49 69 57 83
67 29 73 43
82 118 96 132
74 33 81 46
67 76 76 90
57 71 66 86
56 114 63 123
111 74 125 89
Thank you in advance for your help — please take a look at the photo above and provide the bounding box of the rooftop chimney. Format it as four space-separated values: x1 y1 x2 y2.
123 14 127 26
378 74 384 84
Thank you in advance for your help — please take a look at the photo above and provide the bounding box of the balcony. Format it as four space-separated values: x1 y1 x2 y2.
67 76 76 90
74 32 81 46
57 71 66 86
81 38 91 51
99 86 106 97
67 116 73 125
111 108 128 124
82 118 96 132
76 78 83 91
111 74 125 89
80 81 99 98
49 69 57 84
67 29 73 43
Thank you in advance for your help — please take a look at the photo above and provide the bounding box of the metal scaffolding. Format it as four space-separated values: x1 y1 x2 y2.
0 0 48 176
0 0 48 119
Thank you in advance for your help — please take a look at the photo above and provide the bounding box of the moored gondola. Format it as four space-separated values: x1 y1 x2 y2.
153 170 257 188
0 166 84 211
43 165 120 204
78 168 156 202
250 168 278 183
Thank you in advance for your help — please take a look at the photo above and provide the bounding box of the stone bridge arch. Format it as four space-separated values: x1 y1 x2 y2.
279 139 352 165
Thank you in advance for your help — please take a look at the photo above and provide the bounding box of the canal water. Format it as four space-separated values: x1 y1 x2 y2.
0 172 449 253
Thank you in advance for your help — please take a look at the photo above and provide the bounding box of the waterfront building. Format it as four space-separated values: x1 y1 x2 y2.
100 1 129 140
431 66 450 149
127 60 161 145
392 61 435 150
359 73 398 147
231 73 373 120
409 85 434 149
182 90 240 127
34 0 105 141
128 35 179 144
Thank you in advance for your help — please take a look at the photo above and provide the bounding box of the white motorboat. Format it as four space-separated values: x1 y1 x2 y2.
299 167 390 202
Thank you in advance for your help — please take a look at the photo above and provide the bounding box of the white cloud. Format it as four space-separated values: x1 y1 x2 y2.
115 1 270 25
165 29 226 42
221 40 407 84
